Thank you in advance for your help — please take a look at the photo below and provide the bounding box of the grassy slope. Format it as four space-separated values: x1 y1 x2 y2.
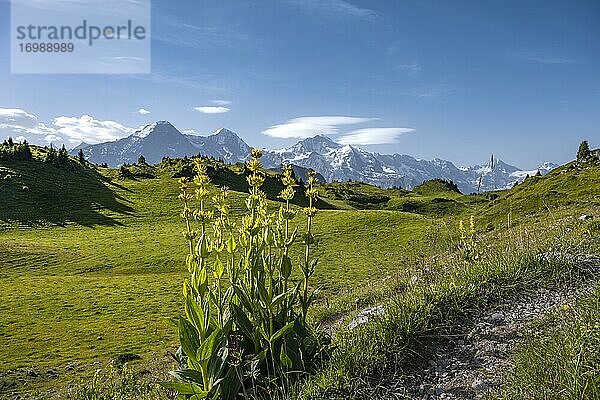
319 180 487 216
0 158 435 380
498 284 600 400
1 152 599 397
294 161 600 398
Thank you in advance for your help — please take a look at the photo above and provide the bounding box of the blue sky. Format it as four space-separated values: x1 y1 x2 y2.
0 0 599 168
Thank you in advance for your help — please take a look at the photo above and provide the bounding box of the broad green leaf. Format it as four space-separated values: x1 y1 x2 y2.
281 255 292 279
213 256 224 279
178 317 200 364
158 381 206 395
271 321 294 343
280 346 293 369
169 369 204 385
197 327 221 362
185 296 206 337
232 285 254 313
271 291 287 309
230 303 254 340
226 235 237 253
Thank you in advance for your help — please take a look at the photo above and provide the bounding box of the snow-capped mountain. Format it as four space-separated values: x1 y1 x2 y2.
73 121 198 166
186 128 251 164
72 122 249 166
71 121 558 193
261 134 557 193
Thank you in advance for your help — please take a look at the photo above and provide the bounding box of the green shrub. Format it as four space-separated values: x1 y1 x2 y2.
0 138 32 161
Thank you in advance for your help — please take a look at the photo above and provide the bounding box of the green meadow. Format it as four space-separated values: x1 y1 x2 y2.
1 147 599 398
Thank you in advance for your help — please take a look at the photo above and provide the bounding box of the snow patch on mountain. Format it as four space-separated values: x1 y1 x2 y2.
71 121 558 193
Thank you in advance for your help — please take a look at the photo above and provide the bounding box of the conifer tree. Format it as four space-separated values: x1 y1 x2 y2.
577 140 590 161
78 149 85 163
45 144 57 164
57 145 69 165
22 140 32 160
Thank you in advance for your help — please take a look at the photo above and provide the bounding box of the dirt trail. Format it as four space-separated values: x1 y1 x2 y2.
378 254 600 400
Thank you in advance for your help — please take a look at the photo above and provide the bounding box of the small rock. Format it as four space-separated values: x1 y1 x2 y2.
579 214 593 220
25 369 37 377
348 305 385 329
435 387 444 395
409 274 419 286
96 335 103 340
472 379 490 391
114 351 141 365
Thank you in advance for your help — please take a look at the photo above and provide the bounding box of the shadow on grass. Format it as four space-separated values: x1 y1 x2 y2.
0 159 134 227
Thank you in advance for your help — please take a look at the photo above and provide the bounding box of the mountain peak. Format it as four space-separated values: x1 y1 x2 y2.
211 127 238 138
302 134 337 144
133 121 180 139
295 134 341 154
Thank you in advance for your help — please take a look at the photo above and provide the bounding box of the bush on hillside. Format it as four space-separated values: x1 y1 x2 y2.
577 140 590 161
0 138 32 161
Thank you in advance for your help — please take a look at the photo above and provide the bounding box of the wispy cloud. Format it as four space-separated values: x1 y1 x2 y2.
211 100 232 106
395 62 422 75
0 108 57 139
138 108 151 115
44 134 63 143
262 116 376 139
406 83 461 99
124 69 231 92
0 108 39 129
194 106 230 114
154 14 257 51
337 127 414 145
287 0 378 21
523 55 578 64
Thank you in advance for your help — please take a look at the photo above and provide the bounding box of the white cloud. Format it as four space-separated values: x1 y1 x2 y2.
337 127 415 145
182 129 201 135
211 100 231 106
194 106 230 114
15 135 27 142
138 108 151 115
0 108 135 145
0 108 39 129
262 116 376 139
290 0 377 21
524 55 578 64
396 62 422 75
44 134 63 143
0 108 57 137
53 115 134 144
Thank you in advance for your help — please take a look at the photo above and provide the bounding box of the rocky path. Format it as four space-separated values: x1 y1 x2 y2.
380 254 600 400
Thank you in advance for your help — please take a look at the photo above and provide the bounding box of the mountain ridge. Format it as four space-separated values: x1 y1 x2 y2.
71 121 558 193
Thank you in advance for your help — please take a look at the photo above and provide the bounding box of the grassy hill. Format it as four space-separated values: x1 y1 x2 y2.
0 146 599 398
319 179 486 216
